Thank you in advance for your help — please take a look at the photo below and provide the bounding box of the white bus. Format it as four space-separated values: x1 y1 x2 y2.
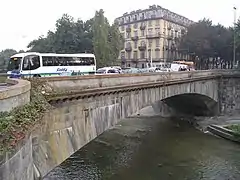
7 52 96 77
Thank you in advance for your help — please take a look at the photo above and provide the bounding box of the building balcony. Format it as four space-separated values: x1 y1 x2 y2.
125 46 132 51
146 33 161 39
126 27 131 32
131 36 139 41
131 58 138 63
140 23 146 30
138 44 147 51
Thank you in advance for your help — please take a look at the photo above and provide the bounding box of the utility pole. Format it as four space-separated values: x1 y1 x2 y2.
233 7 237 68
150 48 153 67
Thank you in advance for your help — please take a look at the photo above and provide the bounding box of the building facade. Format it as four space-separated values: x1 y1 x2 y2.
114 5 194 68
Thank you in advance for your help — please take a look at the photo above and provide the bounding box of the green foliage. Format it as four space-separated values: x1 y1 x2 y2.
27 10 123 67
0 49 17 72
226 124 240 135
108 23 124 65
92 9 110 67
0 79 50 155
179 18 240 69
236 19 240 53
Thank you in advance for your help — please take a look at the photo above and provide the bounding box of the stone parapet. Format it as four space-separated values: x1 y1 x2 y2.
0 78 31 112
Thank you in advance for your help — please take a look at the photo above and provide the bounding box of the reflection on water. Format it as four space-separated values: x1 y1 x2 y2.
44 115 240 180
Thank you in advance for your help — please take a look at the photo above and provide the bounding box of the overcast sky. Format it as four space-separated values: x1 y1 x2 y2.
0 0 239 51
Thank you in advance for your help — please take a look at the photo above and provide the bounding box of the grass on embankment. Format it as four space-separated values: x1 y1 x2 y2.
225 124 240 135
0 79 50 156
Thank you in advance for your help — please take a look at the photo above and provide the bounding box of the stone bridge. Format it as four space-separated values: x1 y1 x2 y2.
1 70 240 180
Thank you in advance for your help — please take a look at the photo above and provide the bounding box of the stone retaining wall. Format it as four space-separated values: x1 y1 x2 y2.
0 137 34 180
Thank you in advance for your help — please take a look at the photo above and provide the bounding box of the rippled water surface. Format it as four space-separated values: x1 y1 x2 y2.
44 115 240 180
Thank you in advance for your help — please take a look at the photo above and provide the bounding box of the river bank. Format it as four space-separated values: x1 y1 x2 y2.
44 107 240 180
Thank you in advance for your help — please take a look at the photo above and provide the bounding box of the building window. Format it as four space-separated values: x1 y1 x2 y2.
134 30 138 37
127 52 131 59
126 32 130 38
134 15 137 21
133 51 138 59
155 50 160 58
148 20 152 27
141 30 145 36
126 42 131 48
141 40 145 46
155 28 160 34
156 20 160 26
148 49 151 59
134 41 138 49
148 39 152 47
142 63 145 68
148 28 153 35
156 39 160 47
175 31 178 38
120 52 125 59
140 51 145 59
134 23 138 29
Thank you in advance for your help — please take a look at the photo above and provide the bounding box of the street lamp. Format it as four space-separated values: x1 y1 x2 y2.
150 48 153 67
233 7 237 68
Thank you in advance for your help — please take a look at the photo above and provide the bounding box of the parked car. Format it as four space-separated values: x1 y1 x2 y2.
96 67 120 75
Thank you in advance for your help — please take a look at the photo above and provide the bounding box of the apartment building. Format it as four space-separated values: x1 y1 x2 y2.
114 5 194 68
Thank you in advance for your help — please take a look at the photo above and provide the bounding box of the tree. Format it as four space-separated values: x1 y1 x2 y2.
27 35 51 52
179 18 233 69
28 14 88 53
92 9 110 67
108 23 124 65
236 19 240 55
0 49 17 72
27 10 124 67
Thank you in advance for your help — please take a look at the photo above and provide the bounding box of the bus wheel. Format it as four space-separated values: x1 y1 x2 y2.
33 74 41 78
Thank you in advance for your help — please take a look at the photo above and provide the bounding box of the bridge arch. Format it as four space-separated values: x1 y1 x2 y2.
152 93 218 116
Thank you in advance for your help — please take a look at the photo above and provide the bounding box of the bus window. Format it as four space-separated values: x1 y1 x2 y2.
42 56 55 66
7 57 22 71
22 55 40 70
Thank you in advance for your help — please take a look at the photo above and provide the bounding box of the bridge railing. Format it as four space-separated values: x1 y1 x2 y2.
41 70 223 95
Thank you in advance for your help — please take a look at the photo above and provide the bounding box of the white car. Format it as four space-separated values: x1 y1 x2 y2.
96 67 120 75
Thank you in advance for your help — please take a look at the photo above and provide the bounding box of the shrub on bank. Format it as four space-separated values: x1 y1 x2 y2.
0 78 50 155
225 124 240 135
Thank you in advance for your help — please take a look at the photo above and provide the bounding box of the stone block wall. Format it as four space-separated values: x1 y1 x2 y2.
0 137 34 180
219 77 240 115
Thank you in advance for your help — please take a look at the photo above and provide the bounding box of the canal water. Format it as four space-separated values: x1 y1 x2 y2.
44 109 240 180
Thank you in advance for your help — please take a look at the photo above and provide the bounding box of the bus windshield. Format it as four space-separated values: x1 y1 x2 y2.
7 57 22 71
